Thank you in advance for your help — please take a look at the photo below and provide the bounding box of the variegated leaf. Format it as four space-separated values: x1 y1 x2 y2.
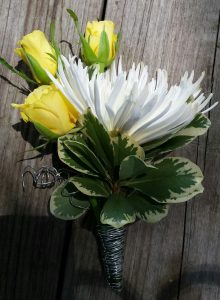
64 140 108 178
178 113 211 136
82 109 114 169
122 157 204 203
101 193 136 228
127 193 168 223
50 181 90 220
70 176 111 197
119 155 155 180
100 192 168 228
142 135 171 152
58 134 97 176
145 113 210 159
112 133 145 166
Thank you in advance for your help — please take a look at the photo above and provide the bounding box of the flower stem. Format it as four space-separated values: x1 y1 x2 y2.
90 198 101 223
98 63 105 73
96 224 126 292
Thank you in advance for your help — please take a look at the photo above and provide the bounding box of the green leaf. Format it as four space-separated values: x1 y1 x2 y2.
142 135 171 152
105 31 121 67
66 8 78 22
145 114 211 159
34 122 60 140
82 109 114 170
70 176 111 197
50 181 90 220
119 155 155 181
176 113 210 137
0 56 37 85
100 192 169 228
115 32 121 54
98 30 110 63
112 133 145 166
64 140 109 178
49 21 60 59
58 134 97 176
67 9 98 64
24 51 51 84
49 21 56 43
122 157 204 203
101 193 136 228
80 38 99 64
46 53 57 61
58 130 82 145
128 193 168 223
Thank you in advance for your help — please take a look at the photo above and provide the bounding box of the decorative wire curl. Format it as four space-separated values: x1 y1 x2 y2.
22 166 67 191
21 165 89 211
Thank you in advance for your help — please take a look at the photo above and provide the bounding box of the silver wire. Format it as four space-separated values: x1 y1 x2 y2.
22 166 67 190
21 165 88 210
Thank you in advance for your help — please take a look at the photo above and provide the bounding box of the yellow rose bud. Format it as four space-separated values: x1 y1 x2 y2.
15 30 57 84
85 21 117 58
84 20 118 71
66 10 119 71
12 84 78 139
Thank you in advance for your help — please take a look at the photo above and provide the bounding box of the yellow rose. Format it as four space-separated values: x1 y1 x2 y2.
15 30 57 84
85 21 117 60
12 84 78 139
83 20 118 71
66 10 119 72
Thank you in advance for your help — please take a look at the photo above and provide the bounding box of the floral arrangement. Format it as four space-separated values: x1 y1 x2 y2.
1 9 217 292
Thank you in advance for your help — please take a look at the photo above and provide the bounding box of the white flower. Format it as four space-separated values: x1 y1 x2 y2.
47 56 217 145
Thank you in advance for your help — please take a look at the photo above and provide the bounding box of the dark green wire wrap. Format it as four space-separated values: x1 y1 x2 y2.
96 224 126 293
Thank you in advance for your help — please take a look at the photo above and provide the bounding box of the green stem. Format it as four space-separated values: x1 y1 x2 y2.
90 198 101 223
24 141 50 152
0 56 38 85
98 63 105 73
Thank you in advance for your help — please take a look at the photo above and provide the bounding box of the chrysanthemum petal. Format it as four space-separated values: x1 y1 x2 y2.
47 56 217 145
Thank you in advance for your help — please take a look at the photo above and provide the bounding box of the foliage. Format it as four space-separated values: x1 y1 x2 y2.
51 111 207 228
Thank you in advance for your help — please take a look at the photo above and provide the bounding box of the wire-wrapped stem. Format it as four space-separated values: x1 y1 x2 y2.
96 224 126 293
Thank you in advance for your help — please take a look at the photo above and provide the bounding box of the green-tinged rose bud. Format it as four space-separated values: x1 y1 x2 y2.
67 10 119 72
15 30 57 84
84 21 118 71
11 84 79 139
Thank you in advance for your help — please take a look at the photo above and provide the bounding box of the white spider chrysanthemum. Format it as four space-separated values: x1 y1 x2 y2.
47 56 217 145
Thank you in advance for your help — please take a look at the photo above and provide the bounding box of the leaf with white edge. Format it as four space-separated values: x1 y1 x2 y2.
101 193 136 228
122 157 204 203
58 129 84 149
58 134 97 176
145 113 211 159
128 193 168 223
100 192 169 228
82 109 114 169
119 155 155 181
64 140 109 178
142 135 171 152
180 113 211 136
70 176 111 197
112 133 145 166
50 181 90 220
